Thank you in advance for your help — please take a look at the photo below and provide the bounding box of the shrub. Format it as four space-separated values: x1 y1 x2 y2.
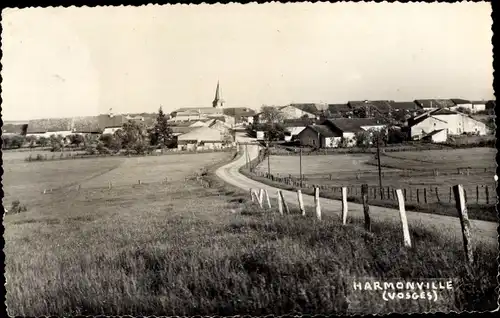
51 143 62 152
133 141 148 155
36 154 45 161
10 200 27 214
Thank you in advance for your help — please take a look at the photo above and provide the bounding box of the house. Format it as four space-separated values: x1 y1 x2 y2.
321 118 388 147
253 104 317 124
176 126 226 150
388 101 419 112
222 107 256 124
2 123 28 136
72 116 101 135
297 124 339 148
471 101 487 113
421 129 448 143
282 118 315 141
414 99 455 110
26 118 74 139
408 108 489 141
98 113 126 135
325 104 352 118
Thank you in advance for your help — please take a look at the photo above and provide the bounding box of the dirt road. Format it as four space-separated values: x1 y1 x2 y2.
216 144 498 246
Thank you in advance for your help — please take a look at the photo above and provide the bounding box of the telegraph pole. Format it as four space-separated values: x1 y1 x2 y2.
376 134 383 198
299 147 303 187
267 141 271 176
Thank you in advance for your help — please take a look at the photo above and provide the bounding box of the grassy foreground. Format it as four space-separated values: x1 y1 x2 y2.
4 153 498 315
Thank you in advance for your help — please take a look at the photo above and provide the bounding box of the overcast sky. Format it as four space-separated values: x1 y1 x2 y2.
1 3 494 120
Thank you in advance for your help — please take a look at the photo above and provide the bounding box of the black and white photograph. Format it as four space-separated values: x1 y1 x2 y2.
1 2 497 315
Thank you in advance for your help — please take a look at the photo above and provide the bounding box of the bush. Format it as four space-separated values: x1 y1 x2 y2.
86 146 97 155
36 154 45 161
10 200 27 214
51 143 62 152
133 141 148 155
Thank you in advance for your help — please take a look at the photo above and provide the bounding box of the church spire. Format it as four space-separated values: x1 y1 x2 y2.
212 80 224 108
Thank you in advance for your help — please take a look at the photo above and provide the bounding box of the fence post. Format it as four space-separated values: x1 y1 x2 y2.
342 187 348 225
485 185 489 204
250 188 255 202
476 185 479 204
264 189 272 209
108 181 112 190
396 189 412 248
424 188 427 203
449 187 452 203
435 187 440 203
386 186 390 200
297 190 305 216
277 190 283 215
417 189 420 203
280 190 290 214
409 188 412 202
258 189 264 207
453 185 474 266
314 187 321 220
138 179 141 185
361 184 371 231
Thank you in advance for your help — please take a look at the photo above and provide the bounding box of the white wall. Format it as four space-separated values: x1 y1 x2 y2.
431 130 448 143
410 117 449 139
102 127 122 135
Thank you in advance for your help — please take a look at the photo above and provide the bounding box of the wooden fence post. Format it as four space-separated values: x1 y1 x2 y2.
280 190 290 214
314 187 321 220
485 185 489 204
297 190 305 216
108 181 112 190
453 185 474 266
264 189 272 209
449 187 452 203
386 186 390 199
277 190 283 215
424 188 427 203
258 189 264 207
435 187 440 203
476 185 479 204
342 187 348 225
403 188 407 201
250 188 255 202
361 184 371 231
396 189 412 248
417 188 420 203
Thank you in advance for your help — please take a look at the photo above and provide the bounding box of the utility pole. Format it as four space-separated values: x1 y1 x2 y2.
299 147 303 187
376 134 383 198
267 141 271 176
245 143 249 170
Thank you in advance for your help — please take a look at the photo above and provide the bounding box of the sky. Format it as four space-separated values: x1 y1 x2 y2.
1 2 494 121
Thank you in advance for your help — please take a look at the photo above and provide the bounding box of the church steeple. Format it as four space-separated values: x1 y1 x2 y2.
212 81 224 108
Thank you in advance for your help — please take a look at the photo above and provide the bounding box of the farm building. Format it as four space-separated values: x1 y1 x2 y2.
72 116 101 135
298 118 388 148
26 118 74 139
176 126 227 150
408 108 489 141
282 118 316 141
449 99 487 114
421 129 448 143
253 104 317 124
2 123 28 136
414 99 455 110
223 107 256 124
98 113 126 135
325 103 352 118
297 124 339 148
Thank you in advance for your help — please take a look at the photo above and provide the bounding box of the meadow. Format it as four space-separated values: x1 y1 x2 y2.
253 148 497 221
3 149 498 315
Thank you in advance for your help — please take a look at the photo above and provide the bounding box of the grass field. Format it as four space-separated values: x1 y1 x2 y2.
4 150 498 315
253 148 497 221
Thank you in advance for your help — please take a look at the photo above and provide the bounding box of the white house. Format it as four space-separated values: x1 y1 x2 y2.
408 108 489 141
176 126 226 150
422 129 448 143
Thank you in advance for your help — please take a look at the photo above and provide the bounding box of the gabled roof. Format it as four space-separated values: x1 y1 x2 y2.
174 107 223 115
425 129 446 137
451 98 471 105
327 104 351 113
27 118 73 133
408 109 451 126
2 123 27 135
72 116 101 133
282 118 316 128
287 103 319 114
307 124 338 137
222 107 256 118
171 126 198 134
323 118 387 133
414 99 455 108
177 126 222 142
370 100 393 113
389 101 419 111
97 114 125 129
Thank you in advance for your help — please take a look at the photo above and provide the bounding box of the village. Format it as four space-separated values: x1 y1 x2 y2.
1 82 496 153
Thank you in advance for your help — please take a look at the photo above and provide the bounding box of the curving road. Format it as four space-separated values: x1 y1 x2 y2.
216 143 498 246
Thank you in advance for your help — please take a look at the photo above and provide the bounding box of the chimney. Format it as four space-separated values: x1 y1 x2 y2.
109 108 114 118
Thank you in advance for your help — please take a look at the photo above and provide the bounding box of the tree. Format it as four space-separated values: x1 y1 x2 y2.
118 120 147 153
10 135 25 148
370 128 388 146
69 134 85 147
354 130 370 147
38 137 49 147
456 106 472 115
2 136 11 149
387 127 408 144
148 106 173 148
99 134 114 148
264 123 286 141
260 106 284 123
